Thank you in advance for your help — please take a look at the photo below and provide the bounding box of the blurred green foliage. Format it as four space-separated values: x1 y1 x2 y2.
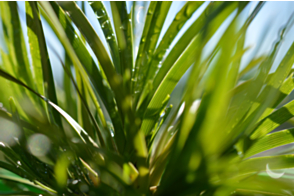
0 1 294 196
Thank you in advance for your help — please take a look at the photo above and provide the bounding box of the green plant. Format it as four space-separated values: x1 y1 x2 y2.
0 1 294 195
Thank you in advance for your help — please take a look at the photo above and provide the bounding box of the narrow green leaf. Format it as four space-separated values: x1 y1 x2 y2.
218 174 294 196
62 55 76 119
89 1 121 73
237 155 294 176
140 35 201 135
0 1 44 119
149 2 237 104
0 2 34 89
0 161 33 184
132 1 157 95
26 2 45 96
243 40 294 131
194 19 240 156
53 1 137 135
0 68 98 148
150 100 183 166
142 2 242 136
48 2 125 153
157 5 244 195
133 2 172 105
230 73 294 157
245 128 294 158
250 99 294 140
149 133 176 187
142 1 172 63
0 178 47 194
230 39 294 151
75 70 95 140
39 2 114 147
51 99 100 147
56 1 127 109
59 54 118 151
258 71 294 121
223 8 293 148
26 2 62 128
144 2 240 116
0 168 49 193
55 53 106 148
111 2 133 94
146 2 204 86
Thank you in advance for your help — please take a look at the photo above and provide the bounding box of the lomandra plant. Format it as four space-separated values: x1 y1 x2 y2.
1 1 294 195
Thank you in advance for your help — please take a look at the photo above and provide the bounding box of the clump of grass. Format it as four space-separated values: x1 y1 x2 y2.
0 1 294 196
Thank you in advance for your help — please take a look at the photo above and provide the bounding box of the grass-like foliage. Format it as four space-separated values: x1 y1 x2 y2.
1 1 294 195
